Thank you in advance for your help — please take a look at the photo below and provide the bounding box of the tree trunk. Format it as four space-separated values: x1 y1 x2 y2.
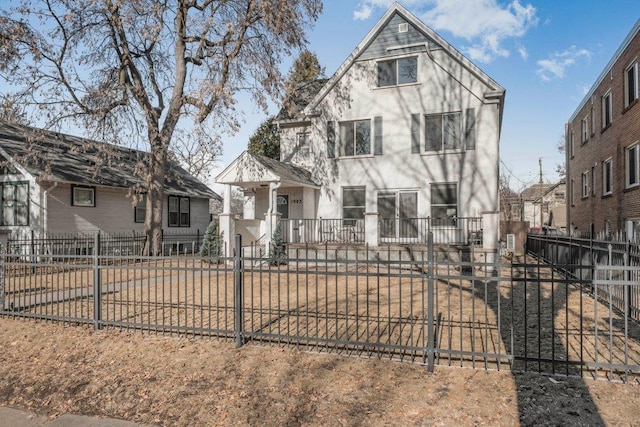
144 145 167 256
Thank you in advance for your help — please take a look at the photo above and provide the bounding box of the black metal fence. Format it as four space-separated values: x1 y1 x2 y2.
1 233 639 383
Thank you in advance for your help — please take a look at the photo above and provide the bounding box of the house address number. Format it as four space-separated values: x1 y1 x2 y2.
291 199 302 204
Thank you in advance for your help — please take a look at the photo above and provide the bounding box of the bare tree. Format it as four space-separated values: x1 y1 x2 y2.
169 126 222 184
0 0 322 253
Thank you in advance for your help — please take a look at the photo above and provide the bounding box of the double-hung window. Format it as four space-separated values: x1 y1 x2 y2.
134 198 146 223
603 158 612 195
339 120 371 157
582 171 589 198
297 132 310 157
625 62 638 107
626 143 639 188
602 90 612 129
581 117 588 143
425 112 461 151
431 183 457 226
168 196 190 227
0 182 28 226
342 187 365 226
377 56 417 87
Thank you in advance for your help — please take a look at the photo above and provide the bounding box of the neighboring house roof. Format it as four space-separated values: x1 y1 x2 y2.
520 180 565 201
0 122 220 200
301 2 505 120
568 18 640 123
275 79 328 123
216 151 318 188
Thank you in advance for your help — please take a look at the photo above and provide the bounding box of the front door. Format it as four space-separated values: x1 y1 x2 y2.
277 195 289 219
378 191 418 239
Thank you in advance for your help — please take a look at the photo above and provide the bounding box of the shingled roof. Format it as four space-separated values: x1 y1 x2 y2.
0 122 220 200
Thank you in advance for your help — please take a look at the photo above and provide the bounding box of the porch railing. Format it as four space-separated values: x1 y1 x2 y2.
278 217 482 245
379 217 482 245
280 218 364 244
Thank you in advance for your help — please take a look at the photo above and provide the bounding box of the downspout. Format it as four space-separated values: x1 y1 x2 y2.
42 182 58 237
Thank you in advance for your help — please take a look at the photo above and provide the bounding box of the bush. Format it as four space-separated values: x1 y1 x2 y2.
268 223 287 265
200 221 221 260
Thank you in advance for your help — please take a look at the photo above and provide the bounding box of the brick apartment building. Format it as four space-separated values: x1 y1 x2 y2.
566 19 640 239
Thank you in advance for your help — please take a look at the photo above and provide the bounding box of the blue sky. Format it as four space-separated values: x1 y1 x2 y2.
219 0 640 192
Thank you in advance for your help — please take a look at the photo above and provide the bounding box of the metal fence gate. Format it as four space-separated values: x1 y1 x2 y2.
1 233 639 383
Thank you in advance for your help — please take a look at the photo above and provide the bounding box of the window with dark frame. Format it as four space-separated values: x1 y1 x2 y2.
591 165 596 196
342 187 365 226
339 119 371 157
377 56 417 87
134 198 146 223
625 62 638 107
603 158 612 195
168 195 190 227
626 144 639 188
425 112 461 151
602 91 612 128
0 181 28 226
72 185 95 207
431 183 457 226
581 117 588 143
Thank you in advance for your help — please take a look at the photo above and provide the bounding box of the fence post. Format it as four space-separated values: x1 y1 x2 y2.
426 231 435 372
625 240 631 319
234 234 244 348
93 231 102 330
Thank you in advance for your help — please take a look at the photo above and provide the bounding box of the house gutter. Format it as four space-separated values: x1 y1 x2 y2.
42 181 58 237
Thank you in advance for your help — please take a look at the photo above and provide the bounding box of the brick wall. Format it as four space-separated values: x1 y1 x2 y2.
567 25 640 234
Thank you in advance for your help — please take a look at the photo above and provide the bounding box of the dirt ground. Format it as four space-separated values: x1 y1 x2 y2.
1 318 639 426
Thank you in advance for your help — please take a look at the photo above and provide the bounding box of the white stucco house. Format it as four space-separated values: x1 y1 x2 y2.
0 122 220 241
216 3 505 254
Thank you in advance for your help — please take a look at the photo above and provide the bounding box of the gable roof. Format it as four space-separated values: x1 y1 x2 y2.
216 151 318 188
0 122 220 200
520 180 565 201
302 2 505 116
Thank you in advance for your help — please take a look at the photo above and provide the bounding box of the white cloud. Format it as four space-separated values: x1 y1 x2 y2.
536 46 591 82
517 44 528 60
354 0 538 63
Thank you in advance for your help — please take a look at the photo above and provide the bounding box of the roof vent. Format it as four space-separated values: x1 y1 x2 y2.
399 23 408 33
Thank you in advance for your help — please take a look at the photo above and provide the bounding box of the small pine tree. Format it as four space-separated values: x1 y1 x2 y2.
200 221 220 260
268 223 287 265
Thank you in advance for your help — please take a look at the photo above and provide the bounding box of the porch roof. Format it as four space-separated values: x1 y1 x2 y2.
216 151 319 188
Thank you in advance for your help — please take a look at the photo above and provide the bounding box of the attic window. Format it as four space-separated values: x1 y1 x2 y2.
398 23 408 33
377 56 417 87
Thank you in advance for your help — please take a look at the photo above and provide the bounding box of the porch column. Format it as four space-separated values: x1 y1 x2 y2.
264 181 282 250
219 184 235 257
301 187 316 243
219 213 236 258
482 211 500 265
364 212 378 246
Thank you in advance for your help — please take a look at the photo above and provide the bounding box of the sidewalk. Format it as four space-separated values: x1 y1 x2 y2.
0 407 150 427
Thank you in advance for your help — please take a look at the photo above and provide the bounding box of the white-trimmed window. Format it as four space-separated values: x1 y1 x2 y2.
570 179 575 206
581 116 588 143
582 171 589 198
591 165 596 196
377 56 417 87
297 132 310 157
339 119 371 157
134 198 146 223
590 106 595 136
342 187 365 226
569 130 574 158
626 143 639 188
1 182 29 226
431 183 457 226
602 90 612 128
168 196 190 227
625 62 638 107
72 185 95 207
425 112 461 151
602 158 612 195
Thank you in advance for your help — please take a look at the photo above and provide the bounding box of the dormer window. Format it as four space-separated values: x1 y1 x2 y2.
377 56 417 87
